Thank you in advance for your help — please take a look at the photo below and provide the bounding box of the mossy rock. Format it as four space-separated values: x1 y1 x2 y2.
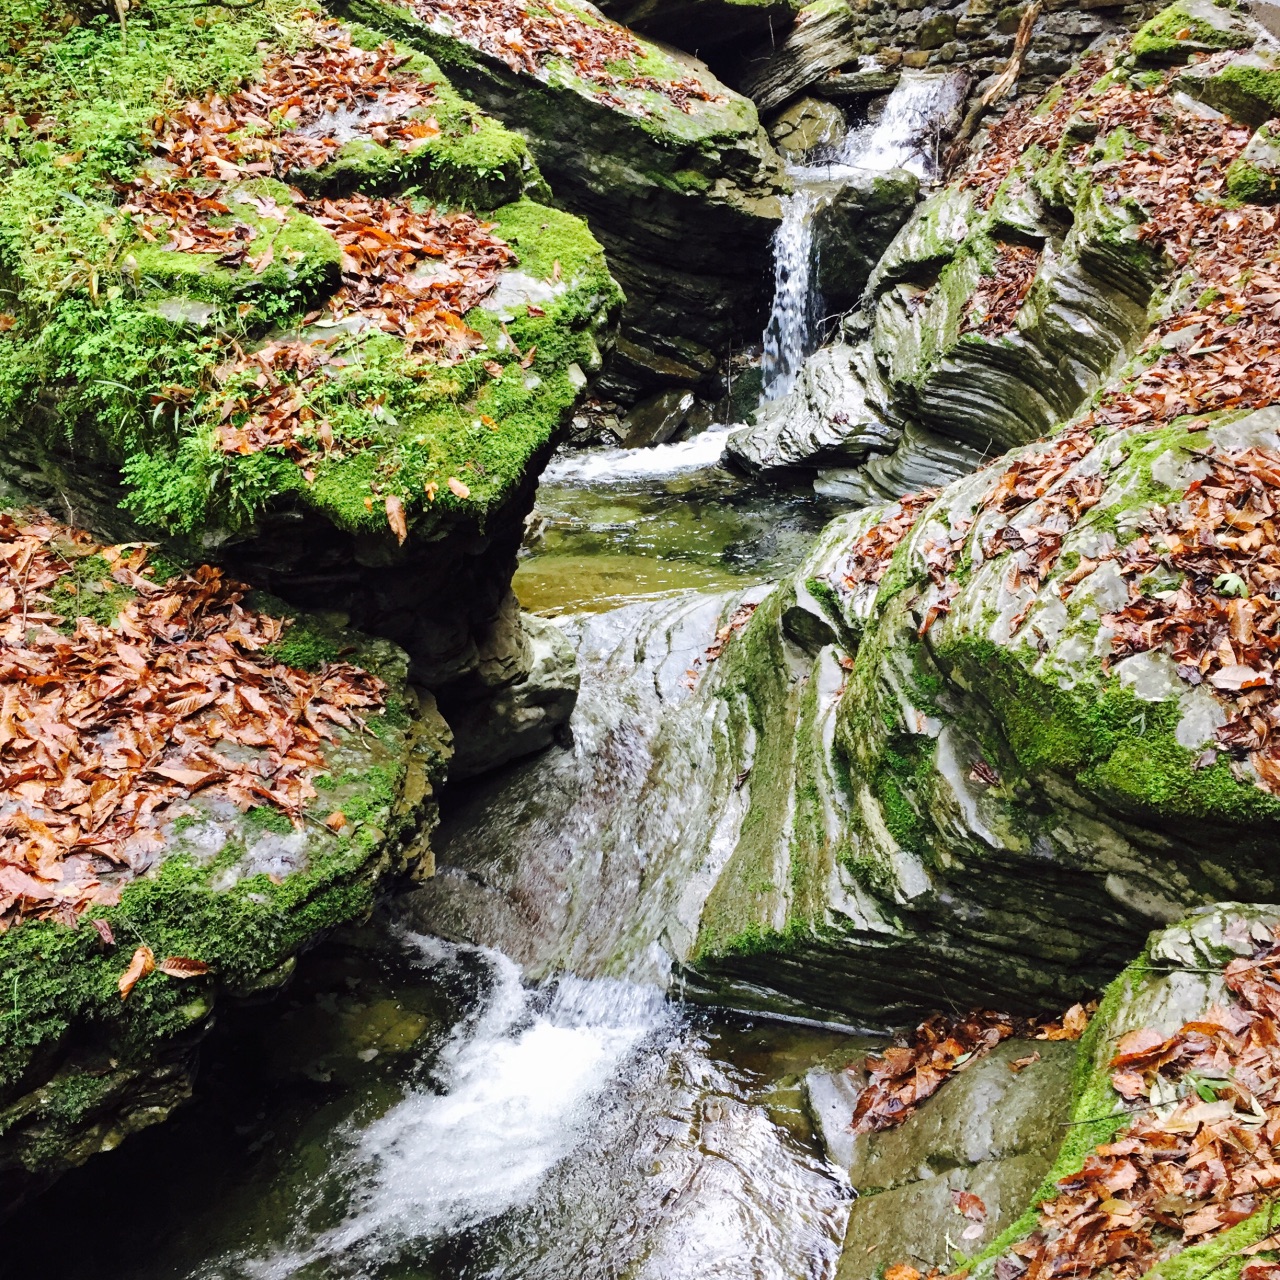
1131 0 1256 66
1177 48 1280 127
1227 123 1280 201
0 595 451 1190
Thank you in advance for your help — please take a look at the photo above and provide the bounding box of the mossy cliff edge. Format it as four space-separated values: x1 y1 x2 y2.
0 0 619 1193
0 0 623 756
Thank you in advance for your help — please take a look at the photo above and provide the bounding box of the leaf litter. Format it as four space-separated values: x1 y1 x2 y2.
0 511 385 933
120 15 520 511
828 48 1280 792
399 0 716 113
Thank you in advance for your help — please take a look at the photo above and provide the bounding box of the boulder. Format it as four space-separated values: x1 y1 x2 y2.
621 388 698 446
335 0 790 403
442 612 580 780
811 167 921 312
820 1039 1077 1276
1177 47 1280 126
1228 121 1280 200
726 342 899 473
739 0 862 112
1132 0 1259 64
768 96 848 159
0 569 451 1206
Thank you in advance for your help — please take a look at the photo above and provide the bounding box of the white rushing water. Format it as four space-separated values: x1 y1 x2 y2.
541 422 736 484
758 70 969 403
760 187 822 402
199 930 848 1280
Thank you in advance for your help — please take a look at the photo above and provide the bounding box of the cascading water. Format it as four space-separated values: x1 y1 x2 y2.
760 188 822 402
757 70 970 404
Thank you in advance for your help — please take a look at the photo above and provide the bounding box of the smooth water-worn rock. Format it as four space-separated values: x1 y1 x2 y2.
830 1039 1076 1277
768 95 848 159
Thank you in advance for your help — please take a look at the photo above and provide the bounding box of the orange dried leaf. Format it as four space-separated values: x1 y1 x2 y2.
119 945 155 999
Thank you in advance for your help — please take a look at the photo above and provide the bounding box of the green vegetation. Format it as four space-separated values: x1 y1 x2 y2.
0 0 618 546
1132 0 1252 64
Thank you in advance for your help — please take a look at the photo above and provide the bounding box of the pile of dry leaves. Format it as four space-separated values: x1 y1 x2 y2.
0 511 385 931
850 1003 1091 1135
960 243 1041 337
834 488 941 594
144 20 441 185
402 0 715 112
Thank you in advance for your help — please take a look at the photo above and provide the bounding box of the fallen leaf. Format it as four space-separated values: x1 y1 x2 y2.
385 493 408 545
447 476 470 499
158 956 210 979
119 945 155 999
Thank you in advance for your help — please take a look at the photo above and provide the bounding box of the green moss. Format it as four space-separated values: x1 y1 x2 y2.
245 805 294 836
1132 0 1252 64
1227 155 1280 201
46 553 135 628
1146 1209 1279 1280
939 636 1280 826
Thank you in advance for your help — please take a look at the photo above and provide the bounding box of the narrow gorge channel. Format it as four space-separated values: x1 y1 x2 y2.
8 0 1280 1275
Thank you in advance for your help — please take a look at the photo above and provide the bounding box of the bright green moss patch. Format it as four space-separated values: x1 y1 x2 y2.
939 636 1280 827
1132 0 1253 64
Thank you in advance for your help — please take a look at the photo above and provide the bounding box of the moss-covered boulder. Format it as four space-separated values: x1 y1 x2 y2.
0 0 621 762
688 398 1280 1023
1227 121 1280 199
0 517 450 1205
329 0 788 402
1131 0 1257 65
1177 46 1280 126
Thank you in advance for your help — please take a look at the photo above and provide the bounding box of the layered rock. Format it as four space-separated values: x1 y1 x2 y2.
333 0 789 403
729 93 1176 490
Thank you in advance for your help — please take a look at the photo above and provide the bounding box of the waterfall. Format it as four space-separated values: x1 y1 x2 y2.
757 70 970 405
760 187 822 402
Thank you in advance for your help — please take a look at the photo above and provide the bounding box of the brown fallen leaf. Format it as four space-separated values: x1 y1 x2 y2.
325 810 348 831
158 956 210 979
385 493 408 545
447 476 470 500
91 918 115 949
119 945 156 999
1009 1050 1041 1073
953 1189 987 1222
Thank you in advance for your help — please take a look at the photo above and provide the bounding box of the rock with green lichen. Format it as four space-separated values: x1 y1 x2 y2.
0 595 451 1206
1177 46 1280 126
329 0 788 405
729 95 1173 487
1227 122 1280 199
1131 0 1259 65
689 404 1280 1024
813 1038 1077 1278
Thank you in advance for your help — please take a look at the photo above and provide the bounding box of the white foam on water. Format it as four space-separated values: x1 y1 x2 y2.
540 424 735 484
219 940 671 1279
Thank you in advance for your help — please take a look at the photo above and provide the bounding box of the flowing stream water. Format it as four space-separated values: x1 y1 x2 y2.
8 71 980 1280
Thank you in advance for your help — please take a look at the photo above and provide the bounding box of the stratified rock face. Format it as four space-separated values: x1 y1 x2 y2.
334 0 789 402
739 0 863 111
730 88 1176 488
815 1038 1076 1276
692 408 1280 1020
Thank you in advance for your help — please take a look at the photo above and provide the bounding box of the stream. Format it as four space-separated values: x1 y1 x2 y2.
9 80 955 1280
